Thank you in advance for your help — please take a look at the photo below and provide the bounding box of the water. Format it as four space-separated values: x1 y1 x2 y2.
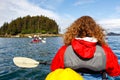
0 37 63 80
0 36 119 80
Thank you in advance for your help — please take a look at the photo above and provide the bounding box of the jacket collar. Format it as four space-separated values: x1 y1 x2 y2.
75 37 97 43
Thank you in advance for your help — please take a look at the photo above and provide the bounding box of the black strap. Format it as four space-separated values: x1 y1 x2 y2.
75 68 108 80
75 68 104 74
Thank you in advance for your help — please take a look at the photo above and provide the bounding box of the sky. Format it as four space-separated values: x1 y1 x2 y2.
1 0 120 33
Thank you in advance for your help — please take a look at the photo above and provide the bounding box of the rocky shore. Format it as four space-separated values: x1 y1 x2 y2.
0 33 63 38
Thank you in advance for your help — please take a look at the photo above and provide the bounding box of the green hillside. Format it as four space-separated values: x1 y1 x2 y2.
0 15 59 35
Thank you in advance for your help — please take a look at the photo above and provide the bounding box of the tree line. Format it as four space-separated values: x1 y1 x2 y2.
0 15 59 35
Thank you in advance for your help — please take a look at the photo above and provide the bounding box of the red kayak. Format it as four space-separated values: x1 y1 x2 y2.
31 39 41 43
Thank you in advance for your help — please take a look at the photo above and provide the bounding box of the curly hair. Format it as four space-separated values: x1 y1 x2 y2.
63 16 107 46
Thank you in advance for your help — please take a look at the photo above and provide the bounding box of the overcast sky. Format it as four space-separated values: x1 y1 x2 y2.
1 0 120 33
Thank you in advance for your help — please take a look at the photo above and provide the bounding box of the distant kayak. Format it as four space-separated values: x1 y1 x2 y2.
30 35 46 43
31 39 41 43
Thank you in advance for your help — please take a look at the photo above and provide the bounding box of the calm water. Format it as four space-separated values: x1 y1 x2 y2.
0 36 120 80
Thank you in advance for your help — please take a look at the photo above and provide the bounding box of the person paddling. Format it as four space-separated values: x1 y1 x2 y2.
50 16 120 80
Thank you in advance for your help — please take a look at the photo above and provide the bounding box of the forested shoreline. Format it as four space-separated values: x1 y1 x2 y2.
0 15 59 37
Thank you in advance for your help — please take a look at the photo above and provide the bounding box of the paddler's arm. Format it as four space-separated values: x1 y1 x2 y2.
50 45 67 71
102 45 120 77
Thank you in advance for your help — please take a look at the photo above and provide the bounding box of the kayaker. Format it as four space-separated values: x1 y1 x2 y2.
31 35 41 43
50 16 120 79
33 35 39 40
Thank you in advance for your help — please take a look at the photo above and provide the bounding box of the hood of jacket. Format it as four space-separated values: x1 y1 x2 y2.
71 37 97 59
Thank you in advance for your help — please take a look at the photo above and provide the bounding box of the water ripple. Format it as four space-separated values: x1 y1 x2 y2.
0 36 120 80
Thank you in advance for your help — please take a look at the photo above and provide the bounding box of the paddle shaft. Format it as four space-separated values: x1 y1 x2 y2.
39 61 51 65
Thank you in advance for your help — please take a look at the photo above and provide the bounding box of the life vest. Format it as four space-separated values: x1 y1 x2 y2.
64 45 106 73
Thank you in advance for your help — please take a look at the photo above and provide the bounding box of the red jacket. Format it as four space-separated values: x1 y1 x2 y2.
51 38 120 77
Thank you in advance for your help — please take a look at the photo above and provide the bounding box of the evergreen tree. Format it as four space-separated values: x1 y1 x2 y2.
0 15 59 35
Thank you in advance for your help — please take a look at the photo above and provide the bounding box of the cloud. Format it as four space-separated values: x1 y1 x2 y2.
57 14 75 33
0 0 75 33
0 0 60 26
29 0 64 10
97 5 120 33
98 18 120 33
73 0 96 6
99 19 120 28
